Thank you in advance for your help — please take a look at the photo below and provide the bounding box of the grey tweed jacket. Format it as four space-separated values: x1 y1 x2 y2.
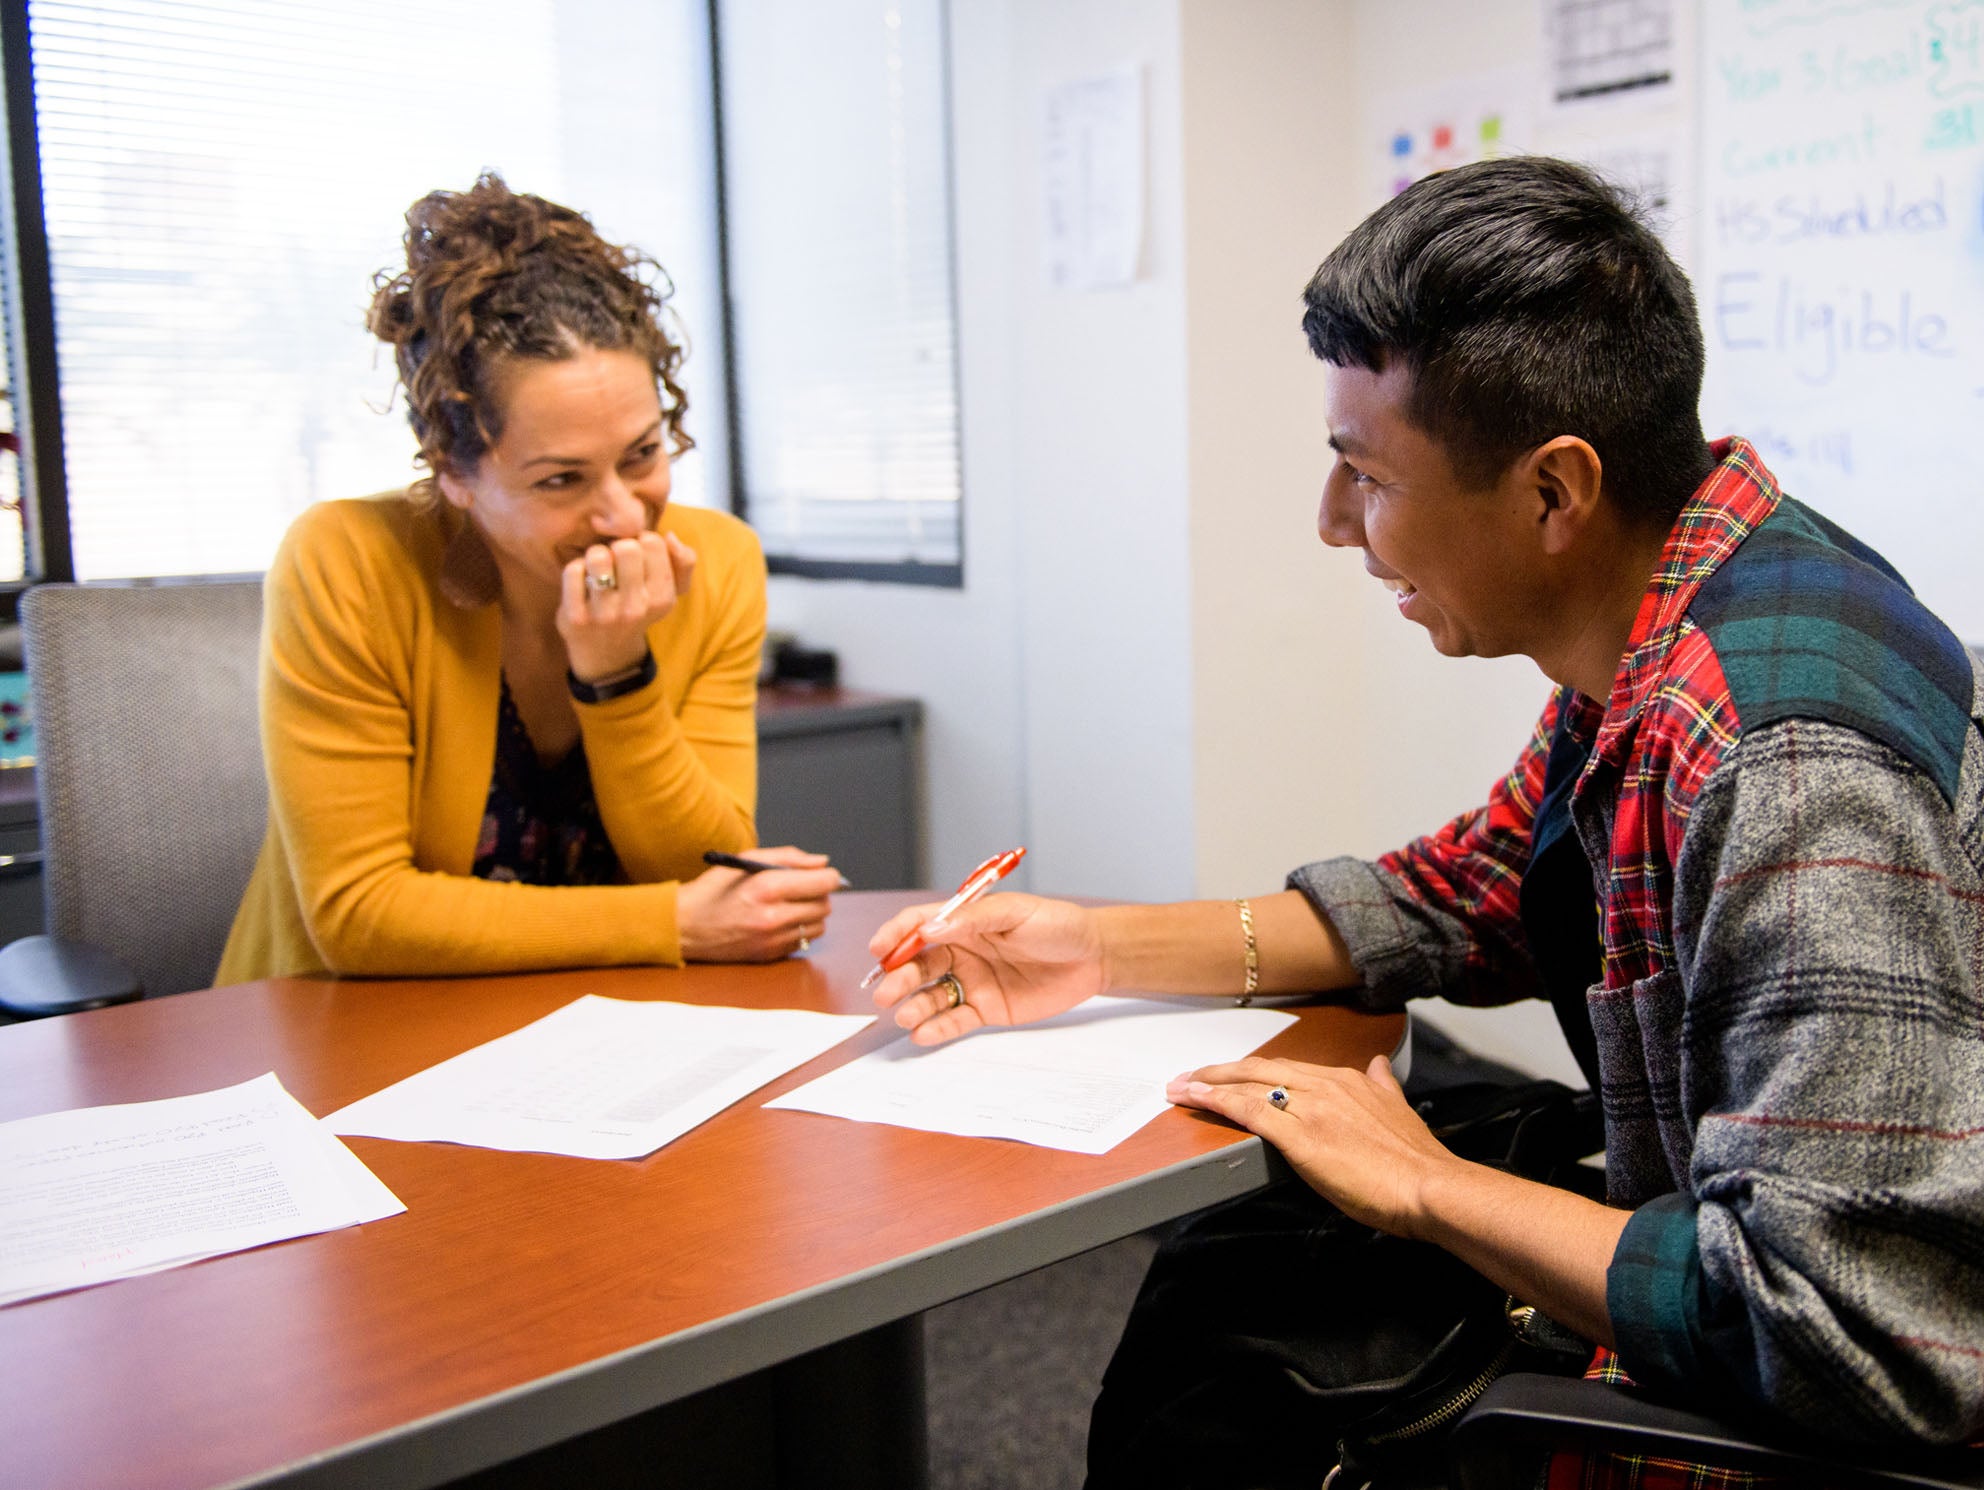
1293 684 1984 1446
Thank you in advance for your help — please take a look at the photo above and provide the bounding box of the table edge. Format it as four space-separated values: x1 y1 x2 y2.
230 1133 1289 1490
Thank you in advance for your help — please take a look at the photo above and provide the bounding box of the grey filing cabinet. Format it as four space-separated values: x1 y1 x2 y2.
0 771 41 946
0 689 928 951
755 687 924 891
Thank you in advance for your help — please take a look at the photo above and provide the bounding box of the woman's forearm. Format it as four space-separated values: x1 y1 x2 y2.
582 691 756 883
308 867 685 974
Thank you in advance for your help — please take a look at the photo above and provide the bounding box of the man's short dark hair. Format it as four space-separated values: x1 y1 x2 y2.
1302 156 1714 525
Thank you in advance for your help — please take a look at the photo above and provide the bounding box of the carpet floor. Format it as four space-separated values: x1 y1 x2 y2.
923 1231 1160 1490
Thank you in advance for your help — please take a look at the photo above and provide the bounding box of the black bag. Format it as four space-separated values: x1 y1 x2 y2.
1085 1079 1600 1490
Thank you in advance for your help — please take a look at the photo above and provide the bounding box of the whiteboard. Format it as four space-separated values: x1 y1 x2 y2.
1698 0 1984 639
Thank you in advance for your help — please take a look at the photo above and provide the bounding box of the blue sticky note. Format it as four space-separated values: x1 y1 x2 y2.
0 671 32 766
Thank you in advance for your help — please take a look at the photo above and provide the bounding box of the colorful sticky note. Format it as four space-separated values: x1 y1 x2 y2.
0 672 32 766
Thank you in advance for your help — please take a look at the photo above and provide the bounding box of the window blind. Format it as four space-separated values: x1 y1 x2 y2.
717 0 962 580
26 0 724 581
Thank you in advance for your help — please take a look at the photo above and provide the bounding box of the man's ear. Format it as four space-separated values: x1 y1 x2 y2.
1526 437 1603 556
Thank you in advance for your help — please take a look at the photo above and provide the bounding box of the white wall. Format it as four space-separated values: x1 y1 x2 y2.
763 2 1030 897
768 0 1199 905
1178 0 1366 897
1169 0 1578 1083
1009 0 1198 903
773 0 1601 1084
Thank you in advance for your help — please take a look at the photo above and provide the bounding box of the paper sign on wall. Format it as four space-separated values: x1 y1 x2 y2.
1042 66 1146 291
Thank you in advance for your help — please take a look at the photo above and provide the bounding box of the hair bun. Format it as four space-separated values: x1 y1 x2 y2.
365 172 691 500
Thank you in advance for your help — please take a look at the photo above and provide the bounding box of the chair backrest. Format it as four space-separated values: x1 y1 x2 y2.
22 580 266 998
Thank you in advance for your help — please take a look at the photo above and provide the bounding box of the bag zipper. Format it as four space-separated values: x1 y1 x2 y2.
1359 1296 1541 1448
1357 1333 1517 1445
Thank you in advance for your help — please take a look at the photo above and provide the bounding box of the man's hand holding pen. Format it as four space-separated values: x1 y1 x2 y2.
868 891 1108 1047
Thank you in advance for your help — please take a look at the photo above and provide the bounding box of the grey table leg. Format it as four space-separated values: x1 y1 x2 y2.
771 1316 929 1490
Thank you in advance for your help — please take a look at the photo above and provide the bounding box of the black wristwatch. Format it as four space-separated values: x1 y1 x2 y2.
567 647 658 704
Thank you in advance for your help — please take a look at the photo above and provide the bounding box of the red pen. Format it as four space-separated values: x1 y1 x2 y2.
860 847 1027 989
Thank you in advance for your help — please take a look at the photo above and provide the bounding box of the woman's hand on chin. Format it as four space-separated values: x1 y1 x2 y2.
558 530 697 682
677 845 842 962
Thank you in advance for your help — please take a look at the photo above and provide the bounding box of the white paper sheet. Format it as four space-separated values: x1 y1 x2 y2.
0 1072 403 1308
766 996 1298 1156
1541 0 1675 115
1041 65 1145 291
325 995 874 1160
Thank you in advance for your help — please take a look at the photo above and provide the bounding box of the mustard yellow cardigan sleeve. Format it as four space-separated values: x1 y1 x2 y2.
580 503 763 885
216 496 762 983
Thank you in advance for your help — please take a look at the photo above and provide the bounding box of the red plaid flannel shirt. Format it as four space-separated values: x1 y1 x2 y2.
1377 447 1771 1014
1379 447 1810 1490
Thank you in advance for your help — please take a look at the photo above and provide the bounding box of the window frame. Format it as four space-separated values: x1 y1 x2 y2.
0 0 72 620
1 1 971 604
707 0 967 589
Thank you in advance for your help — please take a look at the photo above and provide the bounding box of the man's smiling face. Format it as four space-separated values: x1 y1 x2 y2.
1317 358 1550 663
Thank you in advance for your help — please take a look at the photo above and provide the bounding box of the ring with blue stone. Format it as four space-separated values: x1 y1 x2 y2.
1268 1086 1290 1111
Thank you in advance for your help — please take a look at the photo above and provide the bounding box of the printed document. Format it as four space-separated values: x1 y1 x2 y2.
0 1072 403 1308
325 995 874 1160
766 996 1298 1155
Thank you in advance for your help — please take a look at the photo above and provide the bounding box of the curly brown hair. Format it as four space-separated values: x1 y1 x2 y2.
367 172 693 503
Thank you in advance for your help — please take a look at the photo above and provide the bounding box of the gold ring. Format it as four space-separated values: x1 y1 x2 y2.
585 571 618 591
937 971 965 1010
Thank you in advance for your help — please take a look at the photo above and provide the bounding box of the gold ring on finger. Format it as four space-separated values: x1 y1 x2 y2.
937 971 966 1010
586 570 618 592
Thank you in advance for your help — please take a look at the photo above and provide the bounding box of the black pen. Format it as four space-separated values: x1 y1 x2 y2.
704 850 853 890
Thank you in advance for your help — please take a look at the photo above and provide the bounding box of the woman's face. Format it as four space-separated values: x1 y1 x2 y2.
438 346 671 598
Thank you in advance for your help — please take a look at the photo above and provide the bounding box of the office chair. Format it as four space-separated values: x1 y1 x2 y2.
1450 1373 1984 1489
0 580 266 1018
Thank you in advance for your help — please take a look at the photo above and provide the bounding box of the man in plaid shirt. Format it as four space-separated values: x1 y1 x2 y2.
867 157 1984 1487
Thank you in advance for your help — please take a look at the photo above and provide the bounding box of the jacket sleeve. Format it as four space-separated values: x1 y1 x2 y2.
1607 713 1984 1446
1285 691 1561 1011
579 516 763 885
262 506 687 975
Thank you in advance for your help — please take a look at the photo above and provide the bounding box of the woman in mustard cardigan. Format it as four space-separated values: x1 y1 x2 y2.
218 175 840 982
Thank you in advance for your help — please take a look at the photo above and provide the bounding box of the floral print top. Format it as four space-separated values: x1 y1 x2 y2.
470 677 621 887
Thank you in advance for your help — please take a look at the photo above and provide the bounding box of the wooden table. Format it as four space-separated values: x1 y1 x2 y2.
0 891 1404 1490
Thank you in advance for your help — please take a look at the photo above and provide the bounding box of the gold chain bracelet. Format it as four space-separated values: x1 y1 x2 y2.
1234 897 1259 1005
